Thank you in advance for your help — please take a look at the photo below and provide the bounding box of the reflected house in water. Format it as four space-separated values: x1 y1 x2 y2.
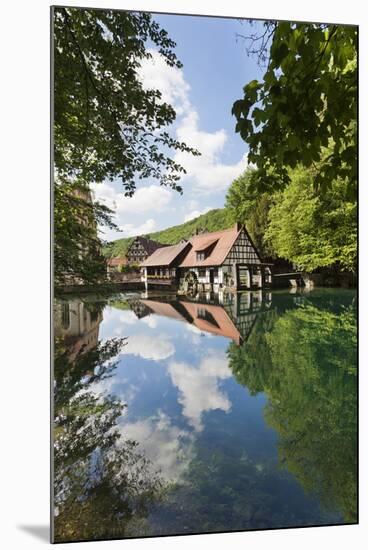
53 289 357 540
129 290 273 346
141 223 273 293
54 299 103 360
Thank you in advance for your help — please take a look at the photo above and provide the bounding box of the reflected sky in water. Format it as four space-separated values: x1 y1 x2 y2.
98 301 271 479
53 289 357 542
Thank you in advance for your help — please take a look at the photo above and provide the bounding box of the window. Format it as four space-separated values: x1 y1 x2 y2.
199 268 206 278
90 308 99 322
238 267 250 286
61 303 70 329
196 252 205 261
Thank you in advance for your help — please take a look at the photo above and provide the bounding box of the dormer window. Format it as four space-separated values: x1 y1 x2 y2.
195 238 219 263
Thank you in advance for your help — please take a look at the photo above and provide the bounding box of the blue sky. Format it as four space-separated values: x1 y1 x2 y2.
92 14 267 242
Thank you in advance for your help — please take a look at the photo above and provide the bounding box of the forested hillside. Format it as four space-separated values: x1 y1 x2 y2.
103 208 232 258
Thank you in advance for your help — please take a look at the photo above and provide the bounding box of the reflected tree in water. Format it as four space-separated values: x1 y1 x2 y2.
227 312 277 395
151 441 338 534
228 301 357 523
53 336 167 542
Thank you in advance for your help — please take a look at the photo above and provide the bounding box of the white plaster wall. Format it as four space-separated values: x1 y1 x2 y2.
191 267 209 284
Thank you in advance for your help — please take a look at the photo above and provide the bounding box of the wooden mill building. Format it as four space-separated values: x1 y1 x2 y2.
125 236 166 265
141 223 272 292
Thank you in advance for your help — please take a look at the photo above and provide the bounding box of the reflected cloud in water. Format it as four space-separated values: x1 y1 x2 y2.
53 288 357 540
119 411 195 482
168 352 231 432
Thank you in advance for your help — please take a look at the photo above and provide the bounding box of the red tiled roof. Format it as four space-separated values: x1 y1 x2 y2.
179 226 241 267
107 257 126 266
181 301 241 344
143 300 186 322
141 299 241 344
141 241 190 267
194 237 219 252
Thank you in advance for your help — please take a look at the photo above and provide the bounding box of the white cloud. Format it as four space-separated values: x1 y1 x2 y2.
183 206 211 223
91 182 171 238
98 218 156 239
92 183 172 216
120 411 194 481
98 225 124 241
168 351 232 431
119 218 156 238
116 185 172 215
138 50 191 116
141 315 158 329
121 333 175 361
92 49 248 242
174 110 247 193
185 324 203 335
119 311 138 325
138 50 248 194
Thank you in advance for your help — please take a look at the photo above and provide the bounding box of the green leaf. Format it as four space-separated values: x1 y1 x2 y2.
252 108 265 127
272 43 289 67
232 99 245 118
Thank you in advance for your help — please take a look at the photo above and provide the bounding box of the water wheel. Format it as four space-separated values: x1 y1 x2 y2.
184 271 198 295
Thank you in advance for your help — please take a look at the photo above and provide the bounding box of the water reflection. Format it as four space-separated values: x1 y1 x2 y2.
168 351 232 432
129 290 272 345
53 300 168 542
54 299 103 360
228 300 357 523
53 289 357 541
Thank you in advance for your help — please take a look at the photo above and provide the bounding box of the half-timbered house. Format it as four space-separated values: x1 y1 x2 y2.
140 241 192 288
141 223 272 291
125 236 166 265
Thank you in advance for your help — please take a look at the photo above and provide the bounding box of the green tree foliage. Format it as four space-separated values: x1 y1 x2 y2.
225 168 274 256
54 319 167 542
155 433 338 533
228 294 357 523
232 22 357 196
264 304 357 523
53 7 199 285
54 6 198 193
224 163 357 272
227 312 276 395
265 167 357 272
54 181 115 288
